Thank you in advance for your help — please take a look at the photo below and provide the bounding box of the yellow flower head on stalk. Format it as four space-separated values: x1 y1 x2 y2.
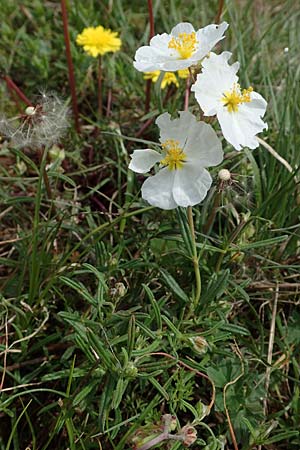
177 68 190 79
76 26 121 57
143 71 180 89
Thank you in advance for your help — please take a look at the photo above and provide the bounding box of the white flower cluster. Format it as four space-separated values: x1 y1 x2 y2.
130 22 267 210
0 92 70 149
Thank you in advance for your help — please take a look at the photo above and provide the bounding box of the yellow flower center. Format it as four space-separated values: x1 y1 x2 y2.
221 84 253 112
160 139 186 171
168 32 198 59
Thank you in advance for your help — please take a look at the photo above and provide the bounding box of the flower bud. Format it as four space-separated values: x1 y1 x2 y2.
162 414 177 432
179 425 197 447
49 145 65 162
124 362 138 378
25 106 36 116
218 168 231 181
189 336 209 354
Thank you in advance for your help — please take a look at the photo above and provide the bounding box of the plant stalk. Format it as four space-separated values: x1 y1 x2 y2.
3 75 32 106
187 206 202 310
145 0 155 113
97 55 103 117
184 75 201 310
60 0 80 133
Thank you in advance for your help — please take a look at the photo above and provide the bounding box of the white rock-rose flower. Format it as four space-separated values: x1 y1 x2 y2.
133 22 228 72
129 111 223 210
191 51 268 150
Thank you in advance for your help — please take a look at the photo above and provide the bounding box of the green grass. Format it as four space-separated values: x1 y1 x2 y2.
1 1 300 449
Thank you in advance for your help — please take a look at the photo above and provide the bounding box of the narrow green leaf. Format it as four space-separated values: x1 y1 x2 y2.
160 268 189 303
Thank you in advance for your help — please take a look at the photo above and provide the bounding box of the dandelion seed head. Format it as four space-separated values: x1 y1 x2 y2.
0 92 70 149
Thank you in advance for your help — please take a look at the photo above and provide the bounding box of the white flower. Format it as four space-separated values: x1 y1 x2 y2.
129 111 223 210
133 22 228 72
191 51 268 151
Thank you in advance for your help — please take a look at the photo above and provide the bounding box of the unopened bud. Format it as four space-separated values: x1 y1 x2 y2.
162 414 177 432
189 336 208 354
16 161 27 175
124 362 138 378
49 144 65 161
25 106 36 116
179 425 197 447
218 169 231 181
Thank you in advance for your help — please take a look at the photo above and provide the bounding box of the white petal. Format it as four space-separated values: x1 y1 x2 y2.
173 165 212 207
191 52 239 115
171 22 195 36
201 51 239 73
156 110 197 148
134 31 192 72
217 92 268 151
184 120 223 167
141 168 177 210
149 33 171 52
129 149 162 173
193 22 229 60
161 59 195 71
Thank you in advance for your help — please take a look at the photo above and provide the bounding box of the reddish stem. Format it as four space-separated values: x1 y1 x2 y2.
60 0 80 133
6 86 22 113
144 0 155 113
184 75 190 111
3 75 32 106
215 0 225 24
97 56 103 117
106 87 112 117
148 0 155 39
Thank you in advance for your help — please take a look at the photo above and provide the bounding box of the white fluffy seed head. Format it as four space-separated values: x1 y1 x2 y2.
218 168 231 181
0 92 70 149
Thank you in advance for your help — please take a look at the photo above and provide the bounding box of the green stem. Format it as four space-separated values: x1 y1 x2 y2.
187 206 201 311
28 151 47 304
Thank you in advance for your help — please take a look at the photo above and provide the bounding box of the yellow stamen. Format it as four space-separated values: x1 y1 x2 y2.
168 32 198 59
221 84 253 113
160 139 186 170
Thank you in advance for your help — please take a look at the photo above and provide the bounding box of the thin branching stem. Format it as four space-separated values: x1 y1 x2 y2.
60 0 80 133
257 136 293 173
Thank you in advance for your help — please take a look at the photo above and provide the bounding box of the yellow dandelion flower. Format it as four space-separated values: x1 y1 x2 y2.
143 71 160 83
161 72 179 89
177 68 189 79
143 71 179 89
76 26 121 57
